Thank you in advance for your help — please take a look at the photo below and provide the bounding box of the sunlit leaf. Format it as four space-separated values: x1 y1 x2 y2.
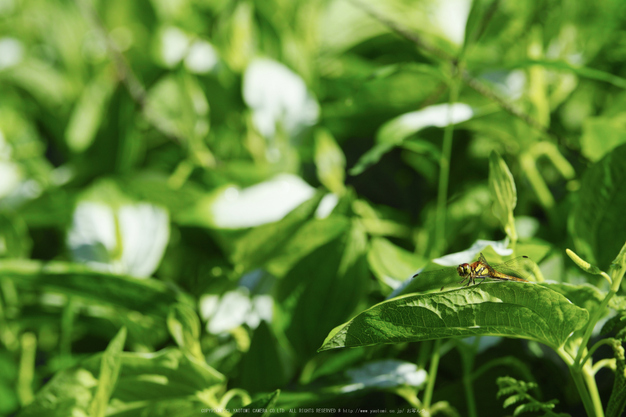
235 321 293 394
581 116 626 162
351 103 474 175
89 327 126 417
367 237 423 290
320 283 588 351
233 390 280 417
81 347 225 402
314 128 346 195
278 218 368 357
230 191 324 272
65 70 116 153
570 143 626 270
489 151 517 241
0 260 191 317
17 368 97 417
167 304 203 360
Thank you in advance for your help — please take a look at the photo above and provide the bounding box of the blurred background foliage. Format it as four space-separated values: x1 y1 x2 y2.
1 0 626 415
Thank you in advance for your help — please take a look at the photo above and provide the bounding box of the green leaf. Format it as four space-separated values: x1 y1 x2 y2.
601 312 626 340
167 304 203 360
235 321 293 394
231 191 325 274
116 173 205 219
307 349 367 383
367 237 424 289
350 103 474 175
489 151 517 241
0 213 31 258
314 128 346 195
349 142 396 176
501 59 626 90
81 347 225 402
496 376 568 417
106 399 206 417
65 69 116 153
570 143 626 270
145 73 209 141
319 283 588 352
0 351 19 415
503 394 526 408
278 217 369 357
265 216 352 278
17 368 98 417
233 390 280 416
89 327 127 417
581 116 626 162
0 260 192 317
606 339 626 417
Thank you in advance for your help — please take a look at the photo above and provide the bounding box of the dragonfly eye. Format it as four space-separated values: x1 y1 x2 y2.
457 264 470 277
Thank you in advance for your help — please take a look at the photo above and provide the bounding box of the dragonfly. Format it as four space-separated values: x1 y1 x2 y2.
412 253 533 291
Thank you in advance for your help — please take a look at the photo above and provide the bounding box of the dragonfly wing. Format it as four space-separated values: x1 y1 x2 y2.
492 256 535 280
416 265 462 289
477 253 496 274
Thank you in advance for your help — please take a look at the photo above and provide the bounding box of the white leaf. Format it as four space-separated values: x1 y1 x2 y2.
67 202 169 278
184 40 219 74
0 38 23 70
210 174 315 228
433 238 513 266
343 360 427 392
243 58 319 138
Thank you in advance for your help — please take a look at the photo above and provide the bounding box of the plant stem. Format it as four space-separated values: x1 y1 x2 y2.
460 338 480 417
569 366 597 417
592 358 615 375
558 347 597 417
434 77 460 256
581 338 615 368
583 362 605 417
18 332 36 407
567 249 626 417
422 339 442 410
60 296 76 360
575 289 616 365
348 0 554 140
417 340 433 370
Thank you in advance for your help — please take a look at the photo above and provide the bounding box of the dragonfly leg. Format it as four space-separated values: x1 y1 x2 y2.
476 276 487 286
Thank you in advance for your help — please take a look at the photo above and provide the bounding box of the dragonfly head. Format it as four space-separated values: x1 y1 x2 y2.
457 263 471 278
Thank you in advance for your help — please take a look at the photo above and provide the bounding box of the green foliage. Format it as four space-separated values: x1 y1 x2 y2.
319 283 588 351
570 144 626 270
496 376 569 417
489 151 517 242
606 340 626 417
602 313 626 341
278 217 369 358
89 327 126 417
167 304 203 360
2 0 626 416
232 390 280 416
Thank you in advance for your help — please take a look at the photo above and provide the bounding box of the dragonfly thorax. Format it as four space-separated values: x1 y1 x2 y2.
457 263 472 278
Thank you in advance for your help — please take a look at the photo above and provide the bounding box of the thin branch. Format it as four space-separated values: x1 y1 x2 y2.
467 0 501 46
348 0 555 141
349 0 453 62
460 71 551 136
74 0 182 143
